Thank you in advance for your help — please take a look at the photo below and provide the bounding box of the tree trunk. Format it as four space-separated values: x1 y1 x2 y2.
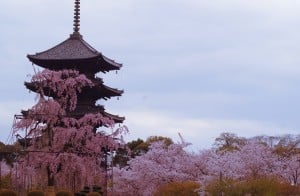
47 166 54 186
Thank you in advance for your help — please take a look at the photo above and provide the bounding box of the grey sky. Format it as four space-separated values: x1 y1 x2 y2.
1 0 300 150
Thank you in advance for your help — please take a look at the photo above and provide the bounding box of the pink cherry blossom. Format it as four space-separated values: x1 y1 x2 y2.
13 68 127 191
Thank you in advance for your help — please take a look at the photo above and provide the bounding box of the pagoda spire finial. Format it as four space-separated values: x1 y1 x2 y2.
73 0 80 33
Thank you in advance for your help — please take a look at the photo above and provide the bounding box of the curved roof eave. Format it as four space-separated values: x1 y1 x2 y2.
27 40 122 73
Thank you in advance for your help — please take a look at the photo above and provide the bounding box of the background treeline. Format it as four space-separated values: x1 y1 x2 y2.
0 133 300 195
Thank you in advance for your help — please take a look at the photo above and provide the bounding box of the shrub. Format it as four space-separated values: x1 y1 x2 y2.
154 181 200 196
277 182 300 195
27 190 45 196
86 192 101 196
242 176 280 195
205 178 245 196
92 185 102 194
75 185 103 196
0 189 17 196
56 190 72 196
206 176 282 196
0 175 13 189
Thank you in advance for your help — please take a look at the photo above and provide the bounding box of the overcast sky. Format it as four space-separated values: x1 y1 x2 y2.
1 0 300 150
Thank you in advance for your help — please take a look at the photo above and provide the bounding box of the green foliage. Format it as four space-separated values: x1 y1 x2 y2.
145 136 173 147
0 142 21 166
113 147 130 167
55 190 72 196
214 132 246 152
154 181 200 196
114 136 174 167
127 138 148 157
127 136 173 158
0 189 17 196
27 190 45 196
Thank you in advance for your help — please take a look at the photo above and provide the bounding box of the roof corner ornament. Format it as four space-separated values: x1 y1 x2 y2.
73 0 80 33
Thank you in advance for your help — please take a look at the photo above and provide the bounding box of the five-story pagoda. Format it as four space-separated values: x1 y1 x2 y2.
26 0 124 123
13 0 126 192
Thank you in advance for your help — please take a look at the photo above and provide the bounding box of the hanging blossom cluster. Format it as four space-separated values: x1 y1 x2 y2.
13 98 64 136
14 111 128 189
12 68 128 190
31 69 94 110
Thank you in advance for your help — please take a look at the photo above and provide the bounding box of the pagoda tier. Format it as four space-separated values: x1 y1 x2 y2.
24 78 124 124
21 105 124 126
27 33 122 73
24 81 123 100
67 105 125 124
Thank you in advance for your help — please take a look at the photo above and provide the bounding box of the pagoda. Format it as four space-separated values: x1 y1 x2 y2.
24 0 124 124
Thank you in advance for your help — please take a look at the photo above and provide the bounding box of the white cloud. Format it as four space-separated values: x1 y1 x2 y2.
117 109 293 151
1 0 300 147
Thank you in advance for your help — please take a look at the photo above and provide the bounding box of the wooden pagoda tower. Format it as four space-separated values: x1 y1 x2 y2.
25 0 124 124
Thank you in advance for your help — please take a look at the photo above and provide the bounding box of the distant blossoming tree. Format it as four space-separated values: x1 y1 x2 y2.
273 135 300 185
277 154 300 185
113 141 205 196
203 140 279 182
13 69 127 190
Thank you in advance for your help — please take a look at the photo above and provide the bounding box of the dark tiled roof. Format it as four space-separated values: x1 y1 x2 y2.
103 111 125 124
69 105 125 124
28 33 99 60
100 84 124 100
27 33 122 72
